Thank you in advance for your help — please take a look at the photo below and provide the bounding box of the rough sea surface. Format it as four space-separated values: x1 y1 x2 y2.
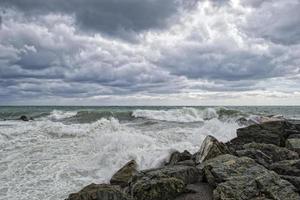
0 106 300 200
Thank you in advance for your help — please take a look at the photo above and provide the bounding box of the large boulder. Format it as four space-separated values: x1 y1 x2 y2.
166 150 193 166
245 143 298 161
269 159 300 176
194 135 231 163
66 183 132 200
280 175 300 192
138 165 202 185
203 154 299 200
286 138 300 155
128 165 202 200
236 149 272 168
129 174 185 200
228 121 293 149
174 183 213 200
110 160 138 187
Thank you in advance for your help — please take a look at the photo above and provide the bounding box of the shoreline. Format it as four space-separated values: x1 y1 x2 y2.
65 119 300 200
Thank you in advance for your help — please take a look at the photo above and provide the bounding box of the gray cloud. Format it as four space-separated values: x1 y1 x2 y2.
0 0 181 39
0 0 300 105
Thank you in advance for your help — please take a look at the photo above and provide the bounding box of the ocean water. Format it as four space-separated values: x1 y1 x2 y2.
0 106 300 200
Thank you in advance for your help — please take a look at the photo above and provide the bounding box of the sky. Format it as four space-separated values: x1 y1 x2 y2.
0 0 300 106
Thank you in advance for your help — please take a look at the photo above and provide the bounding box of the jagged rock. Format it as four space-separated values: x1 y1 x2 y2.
175 160 196 166
174 183 213 200
166 150 192 166
110 160 138 187
138 165 202 185
280 175 300 192
19 115 32 121
269 159 300 176
65 183 132 200
286 138 300 154
194 135 231 163
129 174 185 200
243 143 299 162
228 121 295 149
203 154 299 200
236 149 272 168
127 165 203 200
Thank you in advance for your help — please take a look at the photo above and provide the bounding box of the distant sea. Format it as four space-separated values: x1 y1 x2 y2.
1 106 300 200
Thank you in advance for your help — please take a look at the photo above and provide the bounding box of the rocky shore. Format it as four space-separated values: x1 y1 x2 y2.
65 120 300 200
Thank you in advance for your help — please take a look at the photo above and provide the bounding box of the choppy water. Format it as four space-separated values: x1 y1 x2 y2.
0 106 300 200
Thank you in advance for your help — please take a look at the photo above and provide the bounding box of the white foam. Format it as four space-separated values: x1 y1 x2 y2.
0 116 239 200
132 107 219 122
47 110 78 121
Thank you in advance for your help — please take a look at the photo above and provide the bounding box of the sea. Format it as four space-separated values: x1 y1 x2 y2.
0 106 300 200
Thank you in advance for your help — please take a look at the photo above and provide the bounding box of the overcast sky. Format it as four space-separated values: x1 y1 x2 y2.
0 0 300 105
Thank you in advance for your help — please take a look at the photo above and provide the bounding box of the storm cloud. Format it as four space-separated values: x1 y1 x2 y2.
0 0 300 105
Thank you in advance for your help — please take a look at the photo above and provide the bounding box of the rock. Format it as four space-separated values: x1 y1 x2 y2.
243 143 299 162
194 135 231 163
139 165 202 185
110 160 138 187
269 159 300 176
66 183 132 200
166 150 192 166
20 115 30 121
129 175 185 200
228 121 294 149
203 154 299 200
174 183 213 200
175 160 196 166
236 149 272 168
280 175 300 192
286 138 300 154
289 134 300 139
128 165 203 200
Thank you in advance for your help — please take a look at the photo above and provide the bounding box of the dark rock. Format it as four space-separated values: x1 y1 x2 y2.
289 134 300 139
228 121 295 149
174 183 213 200
194 135 231 163
20 115 30 121
269 159 300 176
236 149 272 168
110 160 138 187
128 165 203 200
286 138 300 154
166 150 192 166
203 154 299 200
243 142 299 162
175 160 196 166
66 183 132 200
129 175 185 200
139 165 202 185
280 175 300 192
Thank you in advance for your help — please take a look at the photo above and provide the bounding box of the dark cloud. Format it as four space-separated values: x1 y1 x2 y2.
0 0 180 38
0 0 300 105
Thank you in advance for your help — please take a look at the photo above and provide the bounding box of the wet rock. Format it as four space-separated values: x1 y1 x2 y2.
166 150 192 166
139 165 202 185
286 138 300 154
129 174 185 200
228 121 294 149
280 175 300 192
175 160 196 166
269 159 300 176
174 183 213 200
243 143 299 162
110 160 138 187
203 154 299 200
194 135 231 163
66 183 132 200
289 134 300 139
236 149 272 168
19 115 32 121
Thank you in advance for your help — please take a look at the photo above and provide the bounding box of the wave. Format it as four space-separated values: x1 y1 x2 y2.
47 110 78 121
132 107 221 123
